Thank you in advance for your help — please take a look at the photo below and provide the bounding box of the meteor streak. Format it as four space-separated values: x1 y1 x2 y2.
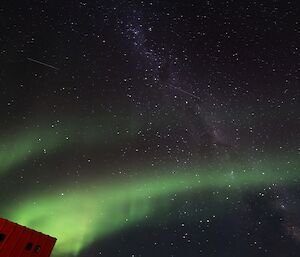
27 57 60 70
168 85 201 100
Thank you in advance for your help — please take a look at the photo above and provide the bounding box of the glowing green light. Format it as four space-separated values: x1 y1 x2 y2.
5 156 299 256
0 118 140 176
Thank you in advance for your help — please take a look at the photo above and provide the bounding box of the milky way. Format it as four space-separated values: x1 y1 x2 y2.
0 1 299 257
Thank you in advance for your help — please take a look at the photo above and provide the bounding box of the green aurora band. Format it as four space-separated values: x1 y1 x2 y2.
0 117 139 176
4 156 299 256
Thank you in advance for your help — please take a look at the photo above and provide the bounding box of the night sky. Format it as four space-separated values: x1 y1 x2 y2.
0 1 299 256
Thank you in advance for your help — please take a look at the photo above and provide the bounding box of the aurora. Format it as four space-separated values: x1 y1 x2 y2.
5 155 299 256
1 1 298 256
0 117 140 177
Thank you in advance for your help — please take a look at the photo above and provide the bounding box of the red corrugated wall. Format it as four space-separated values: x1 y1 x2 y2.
0 218 56 257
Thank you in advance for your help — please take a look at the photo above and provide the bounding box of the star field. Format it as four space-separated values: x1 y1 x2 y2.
0 1 299 257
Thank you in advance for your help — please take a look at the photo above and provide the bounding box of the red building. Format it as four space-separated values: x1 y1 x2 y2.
0 218 56 257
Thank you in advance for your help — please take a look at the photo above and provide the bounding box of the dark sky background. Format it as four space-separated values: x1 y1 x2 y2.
0 0 299 257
